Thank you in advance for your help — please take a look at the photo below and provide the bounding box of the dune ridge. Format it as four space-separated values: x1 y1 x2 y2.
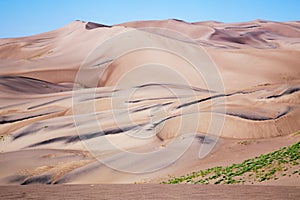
0 19 299 184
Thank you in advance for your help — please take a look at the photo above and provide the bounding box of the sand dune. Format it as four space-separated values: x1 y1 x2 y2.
0 19 299 184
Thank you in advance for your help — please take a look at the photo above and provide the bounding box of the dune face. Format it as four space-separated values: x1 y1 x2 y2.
0 19 299 185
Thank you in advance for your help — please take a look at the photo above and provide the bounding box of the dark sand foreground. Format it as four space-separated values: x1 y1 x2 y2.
0 185 299 200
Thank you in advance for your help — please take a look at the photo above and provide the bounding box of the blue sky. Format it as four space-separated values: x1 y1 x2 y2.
0 0 299 38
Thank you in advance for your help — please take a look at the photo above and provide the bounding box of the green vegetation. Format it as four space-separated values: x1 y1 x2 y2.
161 141 300 184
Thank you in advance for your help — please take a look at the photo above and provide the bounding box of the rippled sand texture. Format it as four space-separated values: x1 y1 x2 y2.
0 20 299 184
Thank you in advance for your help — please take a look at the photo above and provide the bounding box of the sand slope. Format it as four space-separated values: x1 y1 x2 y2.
0 19 299 184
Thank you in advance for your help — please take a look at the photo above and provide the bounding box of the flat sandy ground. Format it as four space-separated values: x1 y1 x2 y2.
0 185 299 200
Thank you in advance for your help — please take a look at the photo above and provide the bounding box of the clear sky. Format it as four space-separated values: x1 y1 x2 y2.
0 0 299 38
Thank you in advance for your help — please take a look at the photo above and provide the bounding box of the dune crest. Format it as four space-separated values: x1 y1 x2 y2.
0 19 299 184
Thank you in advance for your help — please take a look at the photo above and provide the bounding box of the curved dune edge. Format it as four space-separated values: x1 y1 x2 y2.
0 78 299 146
0 20 299 184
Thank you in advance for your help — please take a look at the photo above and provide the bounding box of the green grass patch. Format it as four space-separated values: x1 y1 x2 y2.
161 141 300 184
